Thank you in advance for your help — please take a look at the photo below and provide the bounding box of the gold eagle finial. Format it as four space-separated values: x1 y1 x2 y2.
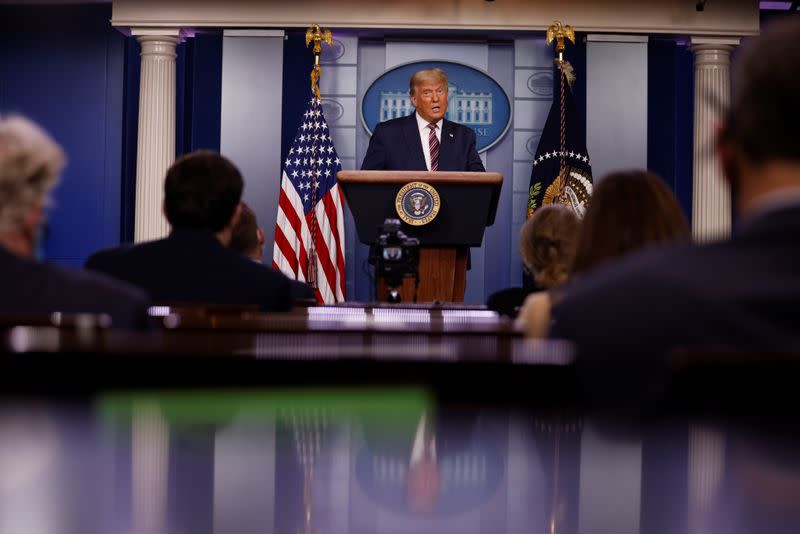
546 21 575 62
305 24 333 100
305 24 332 56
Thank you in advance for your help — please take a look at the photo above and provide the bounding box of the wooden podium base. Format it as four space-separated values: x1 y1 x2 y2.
377 247 468 303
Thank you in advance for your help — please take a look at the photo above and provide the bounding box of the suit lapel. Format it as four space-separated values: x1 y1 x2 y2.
401 114 427 171
438 120 456 171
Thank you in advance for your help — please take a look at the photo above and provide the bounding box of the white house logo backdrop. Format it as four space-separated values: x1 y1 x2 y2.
362 61 512 153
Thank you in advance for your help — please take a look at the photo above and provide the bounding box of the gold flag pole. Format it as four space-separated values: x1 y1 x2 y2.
304 24 332 289
545 21 575 204
541 25 576 524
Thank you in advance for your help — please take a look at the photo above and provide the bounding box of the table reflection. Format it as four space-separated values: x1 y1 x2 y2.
0 392 797 534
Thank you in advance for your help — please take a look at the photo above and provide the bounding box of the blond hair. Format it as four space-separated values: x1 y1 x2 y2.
409 68 448 95
519 204 580 288
0 116 65 235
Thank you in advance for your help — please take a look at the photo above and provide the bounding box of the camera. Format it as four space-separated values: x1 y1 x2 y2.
369 218 420 302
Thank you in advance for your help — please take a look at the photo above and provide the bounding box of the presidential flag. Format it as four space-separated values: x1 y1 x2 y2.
273 96 346 304
527 60 593 219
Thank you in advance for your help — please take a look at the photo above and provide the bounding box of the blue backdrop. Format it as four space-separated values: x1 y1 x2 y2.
0 4 126 268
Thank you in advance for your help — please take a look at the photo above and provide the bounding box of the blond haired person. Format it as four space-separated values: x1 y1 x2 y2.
0 115 148 327
515 205 580 337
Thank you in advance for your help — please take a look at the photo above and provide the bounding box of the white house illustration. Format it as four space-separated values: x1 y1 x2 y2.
379 83 493 125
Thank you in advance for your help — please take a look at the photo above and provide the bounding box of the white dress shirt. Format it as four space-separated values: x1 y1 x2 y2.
415 112 443 171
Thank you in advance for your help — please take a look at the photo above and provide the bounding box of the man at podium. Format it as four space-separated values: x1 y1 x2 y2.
361 67 485 173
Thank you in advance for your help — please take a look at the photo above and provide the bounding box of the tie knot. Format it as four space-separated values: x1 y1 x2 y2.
428 123 437 131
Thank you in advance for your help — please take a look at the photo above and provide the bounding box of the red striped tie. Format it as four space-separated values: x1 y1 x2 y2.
428 123 439 171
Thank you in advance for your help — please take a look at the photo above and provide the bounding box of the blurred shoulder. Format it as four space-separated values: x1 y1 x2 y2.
85 239 165 268
56 263 148 303
85 243 130 267
234 253 292 285
552 243 701 323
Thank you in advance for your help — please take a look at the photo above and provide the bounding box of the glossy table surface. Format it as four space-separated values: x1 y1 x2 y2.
1 308 799 534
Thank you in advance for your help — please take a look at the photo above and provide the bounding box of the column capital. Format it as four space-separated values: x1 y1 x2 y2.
690 35 741 49
135 35 180 60
130 27 185 38
691 37 737 69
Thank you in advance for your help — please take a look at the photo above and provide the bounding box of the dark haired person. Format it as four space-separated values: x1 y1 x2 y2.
0 115 149 328
228 202 265 262
229 202 315 301
361 67 485 172
571 169 689 277
550 18 800 360
86 151 292 312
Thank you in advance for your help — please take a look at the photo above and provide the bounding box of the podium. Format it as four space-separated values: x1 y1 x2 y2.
338 170 503 303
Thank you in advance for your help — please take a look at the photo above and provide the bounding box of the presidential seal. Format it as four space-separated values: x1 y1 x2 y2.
395 181 441 226
538 164 592 218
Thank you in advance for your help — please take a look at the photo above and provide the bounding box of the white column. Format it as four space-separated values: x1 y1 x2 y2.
212 414 276 534
687 427 726 534
690 37 739 242
132 28 181 242
579 423 641 534
131 402 170 534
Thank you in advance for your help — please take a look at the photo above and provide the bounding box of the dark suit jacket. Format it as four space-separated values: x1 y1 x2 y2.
0 246 150 329
85 230 293 312
549 205 800 401
361 114 485 172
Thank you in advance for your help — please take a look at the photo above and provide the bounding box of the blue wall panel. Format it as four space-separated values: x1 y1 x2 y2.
647 38 694 221
220 31 286 265
178 32 223 156
354 40 387 302
120 38 141 243
0 4 126 268
281 31 315 165
187 33 224 153
483 42 515 299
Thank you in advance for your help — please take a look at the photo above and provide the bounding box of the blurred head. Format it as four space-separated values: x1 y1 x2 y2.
519 205 580 288
164 151 243 234
571 170 689 275
410 68 449 124
0 115 65 257
717 17 800 213
229 202 265 261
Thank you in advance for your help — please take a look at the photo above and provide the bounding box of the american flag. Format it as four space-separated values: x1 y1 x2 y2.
273 96 346 304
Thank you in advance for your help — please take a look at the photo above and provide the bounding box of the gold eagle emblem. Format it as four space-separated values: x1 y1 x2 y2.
546 21 575 54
